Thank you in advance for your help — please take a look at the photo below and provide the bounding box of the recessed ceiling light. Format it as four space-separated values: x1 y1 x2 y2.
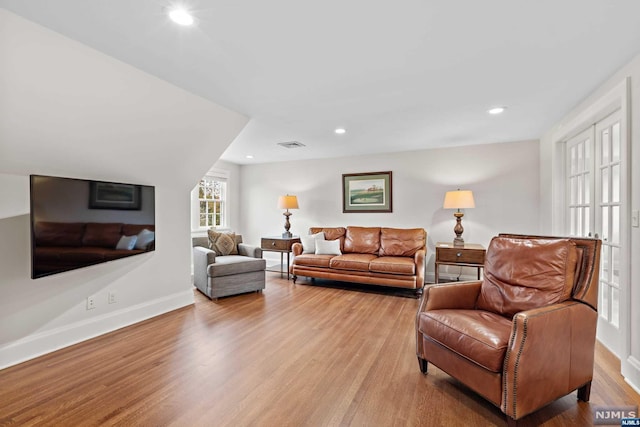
487 106 507 115
245 155 254 159
335 128 346 135
169 8 194 26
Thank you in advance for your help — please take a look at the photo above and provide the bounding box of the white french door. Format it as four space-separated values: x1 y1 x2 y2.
565 110 627 356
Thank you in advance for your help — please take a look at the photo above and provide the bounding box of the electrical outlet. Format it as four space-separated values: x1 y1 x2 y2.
108 291 117 304
86 296 96 310
632 210 639 228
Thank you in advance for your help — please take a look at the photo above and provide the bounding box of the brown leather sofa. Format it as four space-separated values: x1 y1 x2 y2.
291 226 426 291
33 221 155 276
415 234 601 426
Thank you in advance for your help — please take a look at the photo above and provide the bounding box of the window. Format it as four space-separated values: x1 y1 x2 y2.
192 173 228 230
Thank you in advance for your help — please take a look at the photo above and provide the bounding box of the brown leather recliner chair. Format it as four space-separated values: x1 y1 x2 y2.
416 234 601 426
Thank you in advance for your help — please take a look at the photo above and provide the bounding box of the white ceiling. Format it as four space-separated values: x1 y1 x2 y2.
3 1 640 165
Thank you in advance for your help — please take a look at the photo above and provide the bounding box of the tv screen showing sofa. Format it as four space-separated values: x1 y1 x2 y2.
30 175 155 279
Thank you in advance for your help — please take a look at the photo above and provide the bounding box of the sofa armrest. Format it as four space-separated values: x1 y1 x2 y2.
292 242 303 256
237 243 262 258
502 301 597 420
193 246 217 289
414 249 426 287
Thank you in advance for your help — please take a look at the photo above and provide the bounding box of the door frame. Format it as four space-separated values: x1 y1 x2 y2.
549 77 630 360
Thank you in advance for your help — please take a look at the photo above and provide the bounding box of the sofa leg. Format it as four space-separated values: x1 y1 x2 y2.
506 416 517 427
292 275 297 284
418 357 428 374
577 381 591 401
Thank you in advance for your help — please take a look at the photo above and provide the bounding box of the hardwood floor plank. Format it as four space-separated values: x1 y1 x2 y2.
1 275 638 426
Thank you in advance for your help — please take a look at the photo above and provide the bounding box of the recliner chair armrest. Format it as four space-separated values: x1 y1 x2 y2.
237 243 262 258
502 301 597 420
419 281 482 312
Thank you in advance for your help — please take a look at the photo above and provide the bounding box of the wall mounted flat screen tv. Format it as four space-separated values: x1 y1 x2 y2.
30 175 155 279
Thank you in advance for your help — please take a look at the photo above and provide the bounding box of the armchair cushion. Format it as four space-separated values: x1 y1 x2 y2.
419 309 512 372
207 255 266 277
476 237 579 317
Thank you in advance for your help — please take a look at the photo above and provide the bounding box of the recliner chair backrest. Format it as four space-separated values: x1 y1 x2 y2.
498 234 601 310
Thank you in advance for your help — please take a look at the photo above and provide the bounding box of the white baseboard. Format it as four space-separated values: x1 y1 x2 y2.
623 355 640 395
0 290 194 370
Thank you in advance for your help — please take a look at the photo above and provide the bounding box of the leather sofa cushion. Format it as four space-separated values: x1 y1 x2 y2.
419 309 512 373
476 237 578 318
344 226 380 254
122 224 155 236
310 227 346 251
330 254 377 271
82 223 124 248
379 227 426 257
35 222 85 247
369 256 415 275
292 254 334 268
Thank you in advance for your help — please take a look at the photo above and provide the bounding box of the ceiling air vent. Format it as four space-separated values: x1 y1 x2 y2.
277 141 306 149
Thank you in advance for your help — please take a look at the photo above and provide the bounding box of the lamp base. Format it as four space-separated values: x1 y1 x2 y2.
453 237 465 247
282 231 292 238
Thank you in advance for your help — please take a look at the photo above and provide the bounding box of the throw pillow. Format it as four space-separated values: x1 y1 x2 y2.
315 239 342 256
301 232 325 254
115 235 138 250
225 231 239 255
207 229 235 256
135 229 155 250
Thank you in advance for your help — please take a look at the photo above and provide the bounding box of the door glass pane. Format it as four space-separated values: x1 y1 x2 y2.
611 287 619 328
600 284 609 321
578 142 584 171
585 172 590 203
602 206 609 242
612 164 620 203
570 177 577 204
570 145 577 174
602 245 610 280
576 207 582 237
601 128 610 164
584 208 590 237
612 206 620 245
585 139 591 168
577 175 583 204
570 207 576 236
612 122 620 162
612 247 620 285
601 168 609 203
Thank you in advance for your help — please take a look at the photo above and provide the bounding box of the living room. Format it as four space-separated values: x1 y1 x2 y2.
1 2 640 425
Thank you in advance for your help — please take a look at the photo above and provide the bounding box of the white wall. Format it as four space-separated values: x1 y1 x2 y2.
540 52 640 392
0 9 248 368
238 140 540 281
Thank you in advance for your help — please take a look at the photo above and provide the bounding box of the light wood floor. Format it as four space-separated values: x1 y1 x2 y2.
1 275 638 426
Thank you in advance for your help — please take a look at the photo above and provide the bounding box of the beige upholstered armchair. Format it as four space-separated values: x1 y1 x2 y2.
416 234 601 426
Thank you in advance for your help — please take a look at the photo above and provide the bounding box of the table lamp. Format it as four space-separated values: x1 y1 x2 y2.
278 194 299 238
443 189 475 247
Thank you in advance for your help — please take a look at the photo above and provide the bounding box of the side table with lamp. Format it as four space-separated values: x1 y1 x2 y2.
261 194 300 279
436 189 485 283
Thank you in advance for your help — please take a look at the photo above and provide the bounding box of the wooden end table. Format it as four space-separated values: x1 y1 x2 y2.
435 242 485 284
261 236 301 280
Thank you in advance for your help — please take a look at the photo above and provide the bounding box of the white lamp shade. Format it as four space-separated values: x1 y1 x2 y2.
443 190 475 209
278 195 299 210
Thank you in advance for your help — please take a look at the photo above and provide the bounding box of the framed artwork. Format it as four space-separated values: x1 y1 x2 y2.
89 181 142 210
342 171 392 213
